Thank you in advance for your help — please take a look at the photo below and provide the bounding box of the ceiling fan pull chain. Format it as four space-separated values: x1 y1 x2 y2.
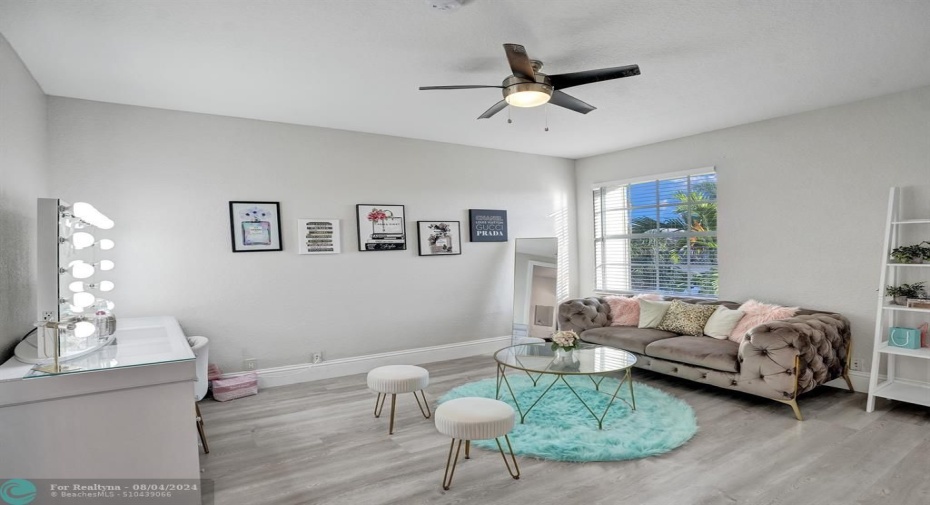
545 104 549 132
507 106 512 124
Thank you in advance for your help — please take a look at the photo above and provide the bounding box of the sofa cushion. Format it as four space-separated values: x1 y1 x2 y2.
657 300 718 336
644 336 740 373
580 326 678 355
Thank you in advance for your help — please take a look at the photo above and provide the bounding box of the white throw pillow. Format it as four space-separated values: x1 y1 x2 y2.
638 300 672 329
703 306 746 339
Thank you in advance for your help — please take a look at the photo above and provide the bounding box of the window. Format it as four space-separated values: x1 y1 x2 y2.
593 170 718 297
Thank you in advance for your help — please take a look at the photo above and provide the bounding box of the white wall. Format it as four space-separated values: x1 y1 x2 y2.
47 98 576 372
576 85 930 379
0 33 48 359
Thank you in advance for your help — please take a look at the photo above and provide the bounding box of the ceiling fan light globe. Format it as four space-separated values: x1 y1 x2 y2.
505 90 552 108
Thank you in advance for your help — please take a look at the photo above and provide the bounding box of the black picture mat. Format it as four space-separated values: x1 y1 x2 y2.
468 209 508 242
356 204 407 251
229 201 283 253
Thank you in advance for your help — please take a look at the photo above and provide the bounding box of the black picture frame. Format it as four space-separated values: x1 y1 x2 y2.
356 204 407 251
229 201 283 252
468 209 508 242
417 221 462 256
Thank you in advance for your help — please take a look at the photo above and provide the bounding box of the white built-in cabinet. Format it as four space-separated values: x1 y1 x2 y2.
867 186 930 412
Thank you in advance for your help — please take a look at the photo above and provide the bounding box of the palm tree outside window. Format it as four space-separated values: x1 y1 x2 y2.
593 170 718 297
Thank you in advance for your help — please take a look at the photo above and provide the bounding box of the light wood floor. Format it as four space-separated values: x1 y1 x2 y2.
198 355 930 505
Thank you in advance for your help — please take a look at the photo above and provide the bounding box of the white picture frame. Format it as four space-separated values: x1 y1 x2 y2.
297 219 340 255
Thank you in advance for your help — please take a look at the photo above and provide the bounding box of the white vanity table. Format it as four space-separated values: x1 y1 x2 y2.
0 316 201 488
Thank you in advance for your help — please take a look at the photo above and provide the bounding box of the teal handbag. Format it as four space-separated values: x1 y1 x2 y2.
889 327 921 349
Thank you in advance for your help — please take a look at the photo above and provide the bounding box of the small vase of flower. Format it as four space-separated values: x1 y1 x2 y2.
551 330 580 368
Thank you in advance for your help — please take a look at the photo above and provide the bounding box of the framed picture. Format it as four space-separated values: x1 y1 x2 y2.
297 219 340 255
229 201 282 252
357 204 406 251
469 209 508 242
417 221 462 256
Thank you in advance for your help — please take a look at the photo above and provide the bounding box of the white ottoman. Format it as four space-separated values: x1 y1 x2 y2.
434 397 520 490
367 365 431 434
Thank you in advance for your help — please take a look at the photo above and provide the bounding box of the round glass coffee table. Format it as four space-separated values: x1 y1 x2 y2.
493 342 638 429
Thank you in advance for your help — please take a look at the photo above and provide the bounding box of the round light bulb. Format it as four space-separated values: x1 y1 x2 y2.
70 261 95 279
106 301 116 311
72 202 114 229
98 281 115 292
74 321 96 338
99 239 115 250
71 232 95 249
99 260 114 271
72 292 95 308
68 304 85 313
68 281 85 293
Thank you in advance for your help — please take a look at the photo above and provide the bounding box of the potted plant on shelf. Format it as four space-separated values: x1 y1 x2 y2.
890 241 930 264
885 282 927 305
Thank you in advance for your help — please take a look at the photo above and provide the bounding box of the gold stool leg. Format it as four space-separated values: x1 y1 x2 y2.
373 393 386 418
414 390 431 419
195 403 209 454
465 440 470 459
388 394 397 434
495 435 520 480
442 439 463 490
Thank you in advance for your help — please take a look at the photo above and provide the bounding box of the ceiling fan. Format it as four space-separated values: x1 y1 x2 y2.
419 43 640 119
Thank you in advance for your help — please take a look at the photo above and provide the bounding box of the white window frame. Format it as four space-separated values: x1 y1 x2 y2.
592 167 718 298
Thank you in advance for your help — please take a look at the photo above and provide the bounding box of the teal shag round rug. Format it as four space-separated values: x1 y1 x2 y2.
439 375 697 462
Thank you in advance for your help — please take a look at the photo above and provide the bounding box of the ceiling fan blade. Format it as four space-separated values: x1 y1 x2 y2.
548 90 596 114
503 43 536 81
478 100 508 119
548 64 641 90
419 85 503 90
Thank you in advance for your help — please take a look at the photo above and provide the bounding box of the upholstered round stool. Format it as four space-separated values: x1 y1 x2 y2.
434 397 519 490
367 365 431 434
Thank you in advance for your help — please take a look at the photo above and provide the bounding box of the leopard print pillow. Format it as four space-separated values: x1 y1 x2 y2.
656 300 718 336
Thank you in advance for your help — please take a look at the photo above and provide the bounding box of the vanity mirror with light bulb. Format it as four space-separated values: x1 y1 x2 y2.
13 198 118 368
0 200 200 481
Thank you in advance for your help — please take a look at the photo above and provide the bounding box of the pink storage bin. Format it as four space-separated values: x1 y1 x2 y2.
212 372 259 402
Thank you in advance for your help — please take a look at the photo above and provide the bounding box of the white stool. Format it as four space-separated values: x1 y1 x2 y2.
367 365 431 434
434 397 520 490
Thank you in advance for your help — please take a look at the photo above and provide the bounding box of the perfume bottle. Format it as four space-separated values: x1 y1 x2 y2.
242 220 271 245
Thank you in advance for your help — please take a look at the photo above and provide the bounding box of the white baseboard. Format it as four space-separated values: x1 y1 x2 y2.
823 371 870 392
823 370 930 394
229 335 511 389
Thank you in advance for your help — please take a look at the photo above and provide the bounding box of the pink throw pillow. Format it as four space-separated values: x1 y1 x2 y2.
606 294 663 326
728 299 799 343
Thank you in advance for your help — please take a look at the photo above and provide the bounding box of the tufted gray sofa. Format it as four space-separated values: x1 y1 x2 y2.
557 296 853 420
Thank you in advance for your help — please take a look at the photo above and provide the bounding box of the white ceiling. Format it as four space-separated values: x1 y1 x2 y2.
2 0 929 159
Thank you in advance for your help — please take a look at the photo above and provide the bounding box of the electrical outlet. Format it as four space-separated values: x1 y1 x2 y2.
311 352 323 364
42 311 55 321
244 358 257 371
850 359 863 372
